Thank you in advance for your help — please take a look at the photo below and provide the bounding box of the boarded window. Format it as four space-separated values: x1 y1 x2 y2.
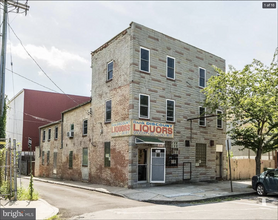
42 151 45 165
82 148 88 167
104 142 110 167
69 151 73 169
47 151 50 165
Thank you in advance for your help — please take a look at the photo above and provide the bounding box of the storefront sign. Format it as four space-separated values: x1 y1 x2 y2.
112 120 174 138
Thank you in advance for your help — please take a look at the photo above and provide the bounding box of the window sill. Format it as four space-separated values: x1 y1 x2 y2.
166 77 175 81
138 118 150 121
82 165 88 167
198 86 205 89
199 125 206 128
82 134 88 137
68 167 73 169
104 121 111 124
106 79 113 83
217 127 223 130
139 70 150 75
166 121 175 124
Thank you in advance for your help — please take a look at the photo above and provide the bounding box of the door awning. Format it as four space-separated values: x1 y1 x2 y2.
135 136 164 145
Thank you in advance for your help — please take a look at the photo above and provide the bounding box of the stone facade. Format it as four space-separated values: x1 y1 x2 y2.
36 22 227 188
91 22 227 188
36 101 92 181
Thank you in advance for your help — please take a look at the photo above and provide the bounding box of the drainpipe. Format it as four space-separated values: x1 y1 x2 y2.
60 113 64 149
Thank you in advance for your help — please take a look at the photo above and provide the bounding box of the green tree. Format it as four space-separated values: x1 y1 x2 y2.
0 98 7 149
203 49 278 175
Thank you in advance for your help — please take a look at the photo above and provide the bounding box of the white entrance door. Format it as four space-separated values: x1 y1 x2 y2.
150 148 165 183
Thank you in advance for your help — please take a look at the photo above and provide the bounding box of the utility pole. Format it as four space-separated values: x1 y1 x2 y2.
0 0 29 117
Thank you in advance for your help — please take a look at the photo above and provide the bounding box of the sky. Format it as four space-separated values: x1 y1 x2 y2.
2 1 277 100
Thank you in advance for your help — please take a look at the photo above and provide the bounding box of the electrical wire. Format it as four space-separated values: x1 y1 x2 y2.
7 22 88 109
5 68 58 93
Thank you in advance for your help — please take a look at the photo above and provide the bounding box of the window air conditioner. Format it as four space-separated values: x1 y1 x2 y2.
67 131 74 138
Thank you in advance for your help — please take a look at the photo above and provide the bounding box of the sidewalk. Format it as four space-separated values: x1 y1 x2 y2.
29 176 255 203
0 198 58 220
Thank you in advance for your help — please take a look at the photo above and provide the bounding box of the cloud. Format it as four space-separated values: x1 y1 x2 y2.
9 42 90 70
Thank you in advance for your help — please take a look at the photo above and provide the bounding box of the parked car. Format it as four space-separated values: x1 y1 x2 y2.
252 168 278 196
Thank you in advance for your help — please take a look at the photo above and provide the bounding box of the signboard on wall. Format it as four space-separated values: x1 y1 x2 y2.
111 121 132 137
112 120 174 138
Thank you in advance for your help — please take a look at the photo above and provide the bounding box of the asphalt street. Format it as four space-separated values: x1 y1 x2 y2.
20 178 278 219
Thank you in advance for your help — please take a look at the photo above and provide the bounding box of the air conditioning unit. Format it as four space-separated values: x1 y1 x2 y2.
67 131 74 138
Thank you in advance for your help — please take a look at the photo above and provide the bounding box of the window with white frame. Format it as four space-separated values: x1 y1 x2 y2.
166 99 175 122
216 110 223 129
83 119 88 135
107 61 113 81
55 126 58 139
167 56 175 79
139 94 150 119
48 128 51 141
105 100 111 122
199 67 206 88
199 107 206 126
140 47 150 72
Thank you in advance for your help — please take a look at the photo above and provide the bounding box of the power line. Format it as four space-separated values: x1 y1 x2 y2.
5 68 58 93
7 23 88 109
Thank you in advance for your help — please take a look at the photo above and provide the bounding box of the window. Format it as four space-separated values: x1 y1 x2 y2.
165 141 179 167
105 100 111 122
48 128 51 141
216 110 223 129
42 151 45 165
47 151 50 165
42 130 46 142
69 151 73 168
167 56 175 79
166 99 175 122
199 107 206 126
199 67 206 88
83 119 88 135
70 124 74 132
139 94 150 119
107 61 113 81
55 126 58 139
140 47 150 72
196 143 206 167
104 142 110 167
82 148 88 167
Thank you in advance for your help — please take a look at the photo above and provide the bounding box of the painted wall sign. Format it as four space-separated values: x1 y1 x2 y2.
111 121 132 137
112 120 174 138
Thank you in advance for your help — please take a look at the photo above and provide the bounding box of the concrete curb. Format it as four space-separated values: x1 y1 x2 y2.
39 198 60 219
26 176 255 204
26 177 126 199
141 192 257 204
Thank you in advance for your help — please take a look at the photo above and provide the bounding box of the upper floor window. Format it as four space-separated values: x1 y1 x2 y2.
70 124 74 132
199 67 206 88
107 61 113 81
55 126 58 139
199 106 206 126
216 110 223 129
167 56 175 80
83 119 88 135
139 94 150 119
166 99 175 122
140 47 150 73
42 130 46 142
48 128 51 141
105 100 111 122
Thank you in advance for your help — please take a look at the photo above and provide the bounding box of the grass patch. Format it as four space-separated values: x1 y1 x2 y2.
191 196 240 205
46 215 62 220
17 187 39 201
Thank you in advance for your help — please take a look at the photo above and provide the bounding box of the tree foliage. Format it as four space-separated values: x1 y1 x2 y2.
203 49 278 175
0 98 7 139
